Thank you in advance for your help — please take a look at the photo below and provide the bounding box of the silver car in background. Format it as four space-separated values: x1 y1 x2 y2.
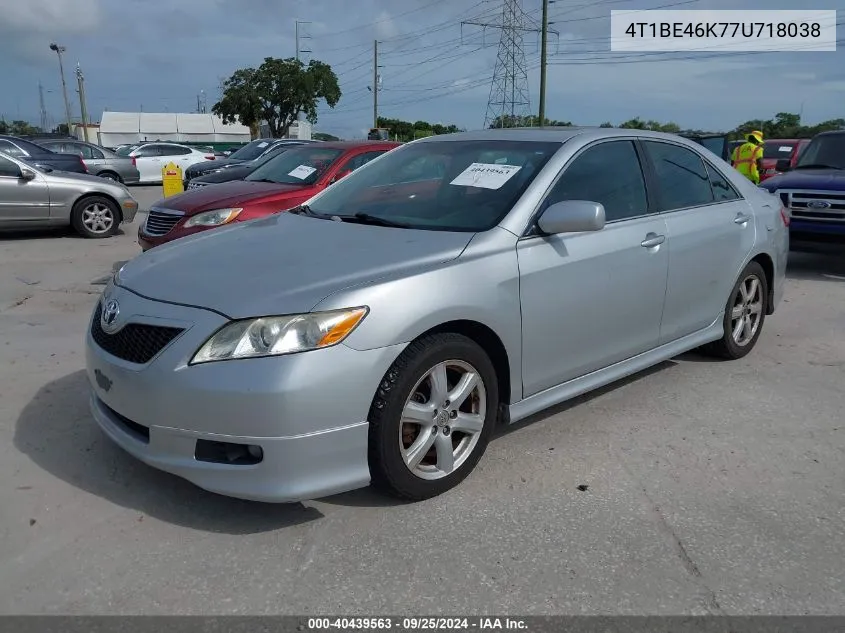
85 128 788 503
36 139 141 184
0 150 139 238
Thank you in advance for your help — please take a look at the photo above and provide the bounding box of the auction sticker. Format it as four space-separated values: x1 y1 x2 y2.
288 165 317 179
450 163 522 189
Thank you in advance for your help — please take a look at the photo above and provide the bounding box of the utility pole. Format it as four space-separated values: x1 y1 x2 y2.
373 40 379 129
295 21 312 126
38 82 48 131
538 0 549 127
49 43 73 135
75 62 90 142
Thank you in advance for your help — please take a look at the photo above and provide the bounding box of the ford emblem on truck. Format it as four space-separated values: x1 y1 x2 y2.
807 200 831 209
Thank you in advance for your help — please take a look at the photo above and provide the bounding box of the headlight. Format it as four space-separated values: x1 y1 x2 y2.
183 208 242 228
190 307 368 364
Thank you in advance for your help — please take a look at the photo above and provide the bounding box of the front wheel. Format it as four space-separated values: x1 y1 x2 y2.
700 261 768 360
71 196 120 239
368 333 499 501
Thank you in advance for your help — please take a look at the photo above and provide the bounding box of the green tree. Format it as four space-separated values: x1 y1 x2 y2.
0 119 8 134
376 117 462 142
313 132 340 141
213 57 341 139
9 120 39 135
52 123 70 135
599 122 613 128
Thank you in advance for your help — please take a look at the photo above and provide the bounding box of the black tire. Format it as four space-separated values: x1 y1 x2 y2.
70 196 121 239
99 171 121 183
700 261 768 360
368 332 499 501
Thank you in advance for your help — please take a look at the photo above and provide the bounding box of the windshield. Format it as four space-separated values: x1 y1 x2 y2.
307 139 562 232
245 146 344 185
116 145 138 156
763 141 797 159
251 145 294 167
794 135 845 169
228 139 275 161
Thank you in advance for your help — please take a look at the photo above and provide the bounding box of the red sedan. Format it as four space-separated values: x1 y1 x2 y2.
137 141 399 251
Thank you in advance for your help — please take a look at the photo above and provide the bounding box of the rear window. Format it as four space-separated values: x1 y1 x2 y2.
763 142 797 159
116 145 138 156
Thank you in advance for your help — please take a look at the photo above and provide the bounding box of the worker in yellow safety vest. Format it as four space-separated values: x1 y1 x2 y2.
731 130 765 184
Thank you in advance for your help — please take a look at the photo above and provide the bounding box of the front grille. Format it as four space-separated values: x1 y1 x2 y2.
91 302 184 364
780 190 845 224
143 208 184 236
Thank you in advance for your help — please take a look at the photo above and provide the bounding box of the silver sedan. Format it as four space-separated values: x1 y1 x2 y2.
85 127 788 502
0 151 139 238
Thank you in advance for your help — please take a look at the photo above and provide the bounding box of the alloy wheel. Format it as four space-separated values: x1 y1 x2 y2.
731 274 763 346
82 202 115 234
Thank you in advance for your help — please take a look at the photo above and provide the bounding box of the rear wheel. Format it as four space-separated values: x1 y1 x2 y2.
700 261 768 359
99 171 121 183
71 196 120 239
368 333 499 500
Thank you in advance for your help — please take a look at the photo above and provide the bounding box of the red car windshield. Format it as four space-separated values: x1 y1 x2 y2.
763 141 797 160
245 147 344 185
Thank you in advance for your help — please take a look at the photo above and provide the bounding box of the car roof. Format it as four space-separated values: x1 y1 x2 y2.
814 130 845 138
291 140 400 151
411 126 719 146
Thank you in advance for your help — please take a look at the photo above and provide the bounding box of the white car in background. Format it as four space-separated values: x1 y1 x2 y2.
115 143 216 184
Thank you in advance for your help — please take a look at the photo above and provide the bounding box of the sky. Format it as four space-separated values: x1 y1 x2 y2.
0 0 842 139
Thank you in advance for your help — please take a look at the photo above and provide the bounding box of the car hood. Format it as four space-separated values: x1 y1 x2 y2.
46 169 129 189
117 212 474 318
153 180 310 214
188 158 243 172
194 165 253 184
761 169 845 192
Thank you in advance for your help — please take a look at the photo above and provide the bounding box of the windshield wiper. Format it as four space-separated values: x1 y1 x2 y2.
345 212 411 228
247 178 279 183
793 163 844 170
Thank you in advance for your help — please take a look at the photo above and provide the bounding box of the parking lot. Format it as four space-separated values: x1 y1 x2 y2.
0 185 844 615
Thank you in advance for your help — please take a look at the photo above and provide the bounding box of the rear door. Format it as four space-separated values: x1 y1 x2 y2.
640 140 755 344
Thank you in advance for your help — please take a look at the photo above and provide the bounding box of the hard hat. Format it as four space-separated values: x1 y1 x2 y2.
748 130 763 143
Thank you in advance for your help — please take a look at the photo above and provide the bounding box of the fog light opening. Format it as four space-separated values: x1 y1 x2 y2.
195 439 263 465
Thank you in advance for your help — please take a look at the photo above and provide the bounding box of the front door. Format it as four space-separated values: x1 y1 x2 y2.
517 139 670 397
0 155 51 221
639 140 756 344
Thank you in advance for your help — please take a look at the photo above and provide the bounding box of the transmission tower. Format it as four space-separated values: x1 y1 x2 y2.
463 0 538 128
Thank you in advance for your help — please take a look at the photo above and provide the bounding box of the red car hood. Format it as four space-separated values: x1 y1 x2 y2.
154 180 312 214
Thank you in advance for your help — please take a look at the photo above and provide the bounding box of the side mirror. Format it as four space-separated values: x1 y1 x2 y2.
19 168 37 181
775 159 791 172
537 200 606 235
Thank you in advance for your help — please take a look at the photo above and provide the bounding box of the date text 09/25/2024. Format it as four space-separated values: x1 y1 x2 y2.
306 618 528 631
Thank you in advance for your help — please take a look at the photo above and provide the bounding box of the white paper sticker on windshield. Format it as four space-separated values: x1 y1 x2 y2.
450 163 522 189
288 165 317 179
258 142 269 147
779 146 792 152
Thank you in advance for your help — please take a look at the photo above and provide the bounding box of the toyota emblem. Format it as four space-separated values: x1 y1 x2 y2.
101 299 120 330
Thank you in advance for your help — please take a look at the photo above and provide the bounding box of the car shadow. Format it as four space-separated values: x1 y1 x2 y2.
323 360 679 508
0 226 128 242
14 370 323 534
787 246 845 282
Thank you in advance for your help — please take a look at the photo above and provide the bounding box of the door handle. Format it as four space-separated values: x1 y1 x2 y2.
641 233 666 248
734 214 751 224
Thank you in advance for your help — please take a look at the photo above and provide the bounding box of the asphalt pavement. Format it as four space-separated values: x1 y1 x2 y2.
0 189 843 614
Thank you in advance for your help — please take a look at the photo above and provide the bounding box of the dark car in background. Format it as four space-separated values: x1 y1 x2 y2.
36 139 141 184
759 139 810 183
0 135 87 174
183 138 316 186
759 130 845 245
186 142 308 190
138 140 399 250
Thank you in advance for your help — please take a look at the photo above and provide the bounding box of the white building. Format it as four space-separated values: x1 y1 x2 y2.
95 112 251 147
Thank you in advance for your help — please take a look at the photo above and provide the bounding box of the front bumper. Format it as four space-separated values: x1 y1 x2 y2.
85 282 406 502
120 197 139 223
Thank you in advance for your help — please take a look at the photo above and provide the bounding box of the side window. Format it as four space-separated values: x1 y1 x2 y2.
644 141 714 211
0 140 27 157
67 143 95 159
90 147 105 160
545 140 649 222
341 151 385 173
160 145 191 156
0 155 21 177
704 161 740 202
133 145 158 158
